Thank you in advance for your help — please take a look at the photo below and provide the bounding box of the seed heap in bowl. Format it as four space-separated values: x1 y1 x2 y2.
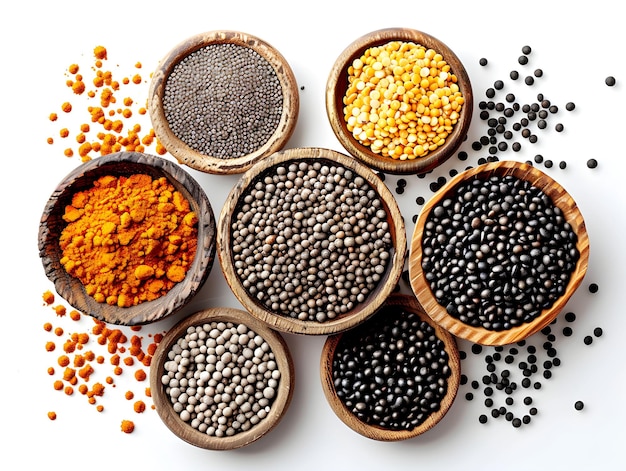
343 40 465 161
229 159 393 323
320 294 460 440
420 171 580 331
162 43 283 159
161 320 281 438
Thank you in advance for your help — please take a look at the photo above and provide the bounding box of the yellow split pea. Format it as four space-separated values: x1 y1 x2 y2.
343 40 464 161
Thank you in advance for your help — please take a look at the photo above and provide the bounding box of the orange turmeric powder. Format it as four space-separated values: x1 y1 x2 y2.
59 173 197 307
120 419 135 434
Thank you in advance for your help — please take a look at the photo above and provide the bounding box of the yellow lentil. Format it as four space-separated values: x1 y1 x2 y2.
343 40 464 161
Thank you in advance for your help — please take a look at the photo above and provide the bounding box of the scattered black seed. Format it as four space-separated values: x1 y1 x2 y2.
479 58 488 66
587 158 598 169
544 160 553 169
479 414 488 424
564 312 576 322
522 45 532 55
415 196 425 205
494 80 504 90
525 76 535 85
510 70 519 80
605 76 616 86
566 102 576 111
559 161 567 169
593 327 603 338
522 415 531 424
518 55 529 65
395 186 404 195
523 396 533 405
583 335 593 346
529 407 537 416
574 400 584 411
512 418 522 428
466 392 474 401
588 283 599 293
562 326 573 336
534 154 544 163
555 123 564 132
534 69 543 77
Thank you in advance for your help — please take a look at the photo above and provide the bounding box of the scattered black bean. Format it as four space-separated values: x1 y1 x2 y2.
566 102 576 111
593 327 603 337
574 400 584 411
583 335 593 346
518 55 529 65
605 76 616 86
480 58 488 66
587 158 598 169
588 283 599 293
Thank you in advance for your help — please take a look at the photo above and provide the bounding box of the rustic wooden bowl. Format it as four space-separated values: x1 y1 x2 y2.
320 293 460 441
38 151 216 326
150 307 295 450
408 160 590 346
148 30 299 175
217 147 407 335
326 28 473 175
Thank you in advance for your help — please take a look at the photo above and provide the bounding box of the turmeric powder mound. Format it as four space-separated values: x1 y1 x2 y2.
59 173 197 307
120 419 135 434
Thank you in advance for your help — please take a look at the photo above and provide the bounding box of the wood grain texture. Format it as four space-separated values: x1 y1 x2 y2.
320 293 460 441
216 147 408 335
149 307 295 450
408 160 590 346
148 30 299 175
326 27 473 175
38 151 216 325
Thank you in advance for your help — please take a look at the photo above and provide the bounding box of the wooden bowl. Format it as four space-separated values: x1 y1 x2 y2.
320 293 460 441
326 28 473 175
409 160 590 346
38 151 216 326
150 307 295 450
217 147 407 335
148 30 299 175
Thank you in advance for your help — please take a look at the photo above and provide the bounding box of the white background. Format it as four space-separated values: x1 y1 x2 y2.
2 1 625 470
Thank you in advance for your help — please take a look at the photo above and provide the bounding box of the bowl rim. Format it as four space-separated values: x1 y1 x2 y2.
216 146 407 335
325 27 473 175
38 151 216 326
148 30 300 175
320 292 460 441
408 159 590 346
149 307 295 450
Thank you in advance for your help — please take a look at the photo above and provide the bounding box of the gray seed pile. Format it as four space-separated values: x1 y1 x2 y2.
163 43 283 159
421 174 579 331
161 321 280 437
231 159 393 322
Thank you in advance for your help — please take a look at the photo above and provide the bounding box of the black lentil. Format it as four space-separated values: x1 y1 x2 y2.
479 58 488 66
230 159 393 322
574 400 584 411
421 173 579 331
605 76 616 86
163 43 283 159
587 158 598 169
331 305 452 431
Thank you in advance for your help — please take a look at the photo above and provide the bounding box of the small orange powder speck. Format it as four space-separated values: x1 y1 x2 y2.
145 387 151 398
132 74 142 84
125 390 134 400
72 81 86 95
61 102 72 113
69 310 81 321
106 376 115 384
62 367 76 381
134 369 147 382
53 380 63 391
43 322 53 332
45 341 56 352
47 367 55 375
47 137 54 145
54 305 67 317
64 386 74 396
64 149 74 157
135 62 142 69
78 384 88 395
48 411 57 420
96 405 104 412
123 357 134 366
58 355 70 367
43 290 55 304
113 366 123 376
68 63 79 74
54 327 63 336
48 113 58 122
121 420 135 434
59 128 69 138
134 400 146 413
96 356 105 364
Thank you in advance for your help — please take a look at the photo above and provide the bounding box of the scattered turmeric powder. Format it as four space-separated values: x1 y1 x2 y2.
46 44 167 160
43 290 55 305
133 400 146 413
48 411 57 421
54 305 66 317
59 173 198 307
134 369 146 382
45 341 56 352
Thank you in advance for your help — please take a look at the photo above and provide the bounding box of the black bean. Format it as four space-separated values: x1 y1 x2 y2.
510 70 520 80
565 102 576 111
522 45 532 55
479 414 488 424
588 283 599 293
605 76 616 86
525 76 534 85
574 400 584 411
593 327 603 337
534 69 543 77
587 159 598 169
583 335 593 345
479 58 488 66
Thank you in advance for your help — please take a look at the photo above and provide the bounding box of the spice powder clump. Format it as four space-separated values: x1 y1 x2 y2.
59 173 198 307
